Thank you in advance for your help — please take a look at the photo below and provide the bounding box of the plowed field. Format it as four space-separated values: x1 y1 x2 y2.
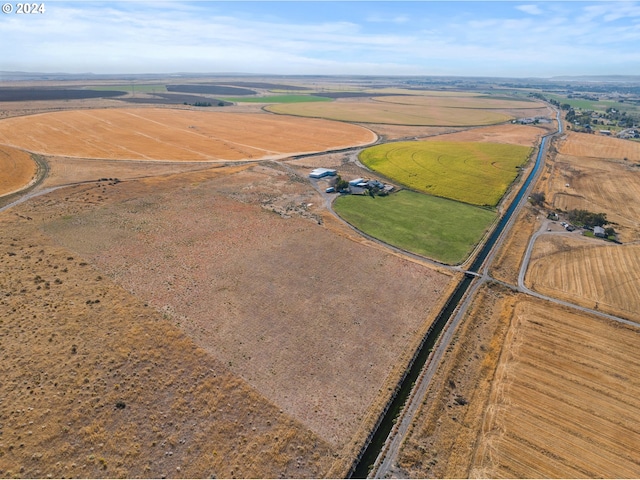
0 145 37 196
0 108 376 161
526 235 640 321
472 299 640 478
557 131 640 160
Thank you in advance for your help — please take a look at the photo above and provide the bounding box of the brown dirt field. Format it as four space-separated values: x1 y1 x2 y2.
266 98 513 126
0 145 38 196
489 205 541 285
0 108 376 161
41 156 233 188
11 162 453 466
425 123 548 147
557 131 640 160
360 124 465 141
395 284 517 478
472 298 640 478
542 133 640 241
0 211 337 479
526 234 640 322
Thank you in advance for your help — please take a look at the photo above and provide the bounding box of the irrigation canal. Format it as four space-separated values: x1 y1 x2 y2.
349 115 561 478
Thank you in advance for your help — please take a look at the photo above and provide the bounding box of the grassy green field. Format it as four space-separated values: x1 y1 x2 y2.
333 190 496 264
359 141 532 207
226 95 332 103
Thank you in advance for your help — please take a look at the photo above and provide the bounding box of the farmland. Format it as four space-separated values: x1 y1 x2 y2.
333 190 496 264
359 141 532 206
226 95 332 103
543 132 640 240
526 235 640 321
265 98 514 126
472 298 640 478
0 108 376 161
0 145 37 196
374 94 542 110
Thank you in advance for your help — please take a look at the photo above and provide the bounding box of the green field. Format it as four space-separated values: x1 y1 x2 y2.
359 141 532 207
334 190 496 264
226 95 332 103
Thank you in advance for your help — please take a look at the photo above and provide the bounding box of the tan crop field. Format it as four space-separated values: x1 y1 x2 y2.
526 235 640 322
543 133 640 241
557 131 640 160
426 123 548 147
0 145 37 196
266 98 513 126
0 108 376 161
374 94 543 110
472 298 640 478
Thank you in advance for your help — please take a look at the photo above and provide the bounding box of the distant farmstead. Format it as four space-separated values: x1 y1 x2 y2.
594 226 606 238
309 168 337 179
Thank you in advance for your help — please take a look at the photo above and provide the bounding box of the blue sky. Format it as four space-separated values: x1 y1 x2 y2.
2 1 640 77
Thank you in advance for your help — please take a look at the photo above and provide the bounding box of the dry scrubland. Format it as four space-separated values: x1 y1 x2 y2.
526 235 640 322
0 161 454 477
0 108 375 161
547 132 640 240
473 298 640 478
41 156 224 188
0 211 336 479
0 145 37 196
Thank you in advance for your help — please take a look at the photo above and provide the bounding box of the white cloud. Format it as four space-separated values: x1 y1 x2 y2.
516 4 543 16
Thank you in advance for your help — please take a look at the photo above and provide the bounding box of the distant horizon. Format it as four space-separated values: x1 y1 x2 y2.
2 1 640 78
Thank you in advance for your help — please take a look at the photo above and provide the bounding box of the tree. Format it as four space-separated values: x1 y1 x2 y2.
530 191 546 206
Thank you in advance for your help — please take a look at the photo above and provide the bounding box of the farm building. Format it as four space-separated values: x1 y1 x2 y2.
309 168 337 179
348 178 364 186
594 226 606 238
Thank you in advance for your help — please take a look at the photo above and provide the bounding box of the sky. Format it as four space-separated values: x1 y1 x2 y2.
1 1 640 78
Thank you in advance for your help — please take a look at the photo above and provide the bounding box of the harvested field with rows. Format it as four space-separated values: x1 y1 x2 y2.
29 163 453 468
557 131 640 160
0 108 376 161
266 98 514 126
0 145 37 196
472 298 640 478
544 133 640 241
526 235 640 322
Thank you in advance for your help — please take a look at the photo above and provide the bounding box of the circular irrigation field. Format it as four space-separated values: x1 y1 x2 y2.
360 141 533 206
0 108 377 161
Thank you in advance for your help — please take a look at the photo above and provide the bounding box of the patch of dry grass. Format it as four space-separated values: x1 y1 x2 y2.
0 219 336 479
